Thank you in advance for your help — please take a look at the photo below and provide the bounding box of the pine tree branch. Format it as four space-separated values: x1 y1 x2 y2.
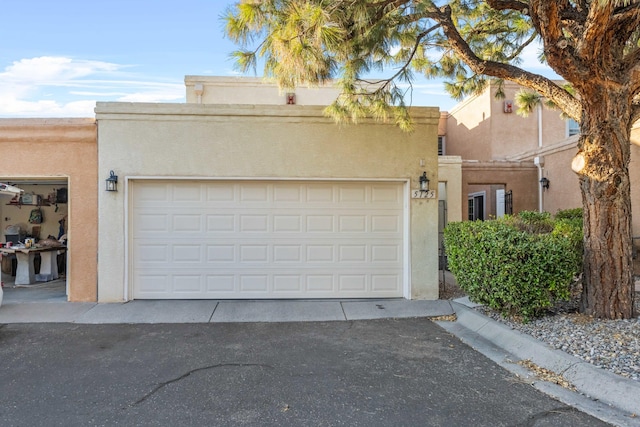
435 4 581 120
355 24 440 98
529 2 593 85
580 2 616 58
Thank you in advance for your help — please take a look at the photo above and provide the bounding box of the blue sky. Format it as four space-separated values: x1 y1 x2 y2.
1 1 553 118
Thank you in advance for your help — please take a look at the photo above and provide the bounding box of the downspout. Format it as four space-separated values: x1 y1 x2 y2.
535 104 544 213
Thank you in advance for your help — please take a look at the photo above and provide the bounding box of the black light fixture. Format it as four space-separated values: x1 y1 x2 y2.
419 171 430 192
540 177 550 190
105 170 118 192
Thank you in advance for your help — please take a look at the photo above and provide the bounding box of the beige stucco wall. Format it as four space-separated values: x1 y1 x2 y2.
96 102 440 302
521 139 583 216
511 124 640 236
446 81 570 161
438 112 448 137
437 156 463 223
0 118 98 301
185 76 343 106
540 142 640 236
445 89 493 160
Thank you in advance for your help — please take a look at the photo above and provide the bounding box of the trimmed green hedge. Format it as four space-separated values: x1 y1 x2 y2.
443 210 583 320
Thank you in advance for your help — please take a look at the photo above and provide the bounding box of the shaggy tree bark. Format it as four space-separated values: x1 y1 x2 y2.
574 92 635 318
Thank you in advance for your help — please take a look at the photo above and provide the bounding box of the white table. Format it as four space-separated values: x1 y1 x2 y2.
0 246 66 285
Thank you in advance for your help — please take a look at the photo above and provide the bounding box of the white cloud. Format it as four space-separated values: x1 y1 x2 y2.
118 91 184 103
0 56 185 117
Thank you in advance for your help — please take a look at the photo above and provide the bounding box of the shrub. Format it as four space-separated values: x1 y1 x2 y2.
444 211 583 321
555 207 583 221
503 210 554 234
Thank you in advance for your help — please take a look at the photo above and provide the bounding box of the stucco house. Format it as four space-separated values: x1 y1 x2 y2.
440 81 640 239
95 77 444 302
10 78 637 303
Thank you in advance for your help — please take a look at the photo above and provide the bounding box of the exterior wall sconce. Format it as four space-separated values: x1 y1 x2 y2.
419 171 430 192
105 170 118 192
412 171 435 199
540 177 550 190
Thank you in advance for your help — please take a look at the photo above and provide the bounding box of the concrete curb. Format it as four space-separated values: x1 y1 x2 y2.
440 301 640 418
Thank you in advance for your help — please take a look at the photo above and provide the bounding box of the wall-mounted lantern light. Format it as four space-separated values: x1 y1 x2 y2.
540 177 550 190
105 170 118 192
419 171 430 192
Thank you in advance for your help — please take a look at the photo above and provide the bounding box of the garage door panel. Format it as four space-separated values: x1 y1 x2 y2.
339 215 367 232
240 184 269 202
306 244 335 262
273 245 303 262
134 241 403 267
339 186 366 203
173 274 203 293
173 214 203 232
306 215 334 232
132 180 404 299
273 215 302 232
273 275 303 292
172 245 203 263
339 275 367 292
206 184 235 201
240 275 269 292
136 244 169 263
137 183 169 203
136 214 170 232
371 185 402 202
240 245 269 262
207 245 235 262
135 272 403 299
371 215 401 232
274 185 303 202
372 275 401 291
240 215 269 232
372 245 401 262
207 215 235 232
137 274 170 294
135 268 403 297
337 245 365 262
207 275 235 292
173 184 203 202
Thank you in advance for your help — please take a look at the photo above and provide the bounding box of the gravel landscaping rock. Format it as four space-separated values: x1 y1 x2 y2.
477 306 640 382
441 274 640 382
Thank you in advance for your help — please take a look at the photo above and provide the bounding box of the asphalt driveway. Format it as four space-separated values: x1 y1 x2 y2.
0 319 610 426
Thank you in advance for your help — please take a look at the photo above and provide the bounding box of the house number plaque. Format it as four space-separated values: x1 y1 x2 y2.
411 189 436 199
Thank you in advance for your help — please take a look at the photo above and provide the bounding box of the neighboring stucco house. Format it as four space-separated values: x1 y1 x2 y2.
0 118 98 301
95 77 444 302
440 80 640 238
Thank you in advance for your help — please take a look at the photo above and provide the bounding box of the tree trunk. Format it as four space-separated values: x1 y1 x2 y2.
575 95 635 319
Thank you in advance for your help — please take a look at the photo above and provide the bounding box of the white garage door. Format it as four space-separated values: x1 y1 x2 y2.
131 180 405 299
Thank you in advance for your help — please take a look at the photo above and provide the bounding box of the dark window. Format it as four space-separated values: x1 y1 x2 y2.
468 193 485 221
438 136 445 156
505 190 513 215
